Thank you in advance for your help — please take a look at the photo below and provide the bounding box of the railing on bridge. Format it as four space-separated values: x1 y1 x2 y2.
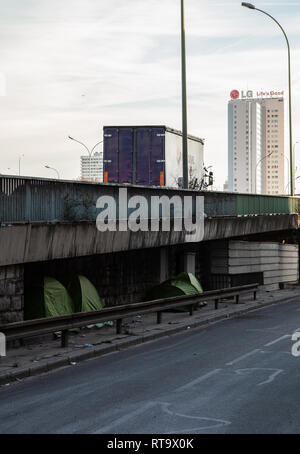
0 175 299 223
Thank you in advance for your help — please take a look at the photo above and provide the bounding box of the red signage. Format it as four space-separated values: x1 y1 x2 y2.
230 90 240 99
256 90 284 97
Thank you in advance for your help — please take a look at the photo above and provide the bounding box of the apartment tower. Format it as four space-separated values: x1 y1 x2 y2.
228 89 284 195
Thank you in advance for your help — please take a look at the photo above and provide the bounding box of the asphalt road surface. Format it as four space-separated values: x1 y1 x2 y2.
1 298 300 434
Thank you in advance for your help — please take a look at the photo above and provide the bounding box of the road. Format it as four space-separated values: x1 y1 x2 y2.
1 298 300 434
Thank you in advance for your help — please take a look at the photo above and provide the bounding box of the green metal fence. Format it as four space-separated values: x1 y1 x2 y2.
236 194 300 216
0 176 299 222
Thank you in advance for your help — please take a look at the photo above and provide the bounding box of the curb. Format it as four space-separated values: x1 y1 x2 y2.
0 292 299 386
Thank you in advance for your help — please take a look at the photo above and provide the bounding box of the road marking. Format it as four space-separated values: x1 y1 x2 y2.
257 369 283 386
246 325 283 332
264 335 291 347
93 401 157 434
175 369 222 392
93 400 231 434
226 349 260 366
234 368 283 386
160 402 231 432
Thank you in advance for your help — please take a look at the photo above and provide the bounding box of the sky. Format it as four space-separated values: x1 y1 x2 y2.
1 0 300 191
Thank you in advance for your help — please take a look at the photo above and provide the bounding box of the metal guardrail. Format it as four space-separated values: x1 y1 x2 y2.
0 175 300 223
1 284 258 350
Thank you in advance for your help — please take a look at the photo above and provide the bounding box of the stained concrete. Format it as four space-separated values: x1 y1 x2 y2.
0 214 298 267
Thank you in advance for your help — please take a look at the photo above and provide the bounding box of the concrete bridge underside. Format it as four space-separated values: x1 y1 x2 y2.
0 214 299 267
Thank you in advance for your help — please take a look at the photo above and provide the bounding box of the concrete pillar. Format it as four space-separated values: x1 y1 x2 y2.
160 248 169 282
183 252 196 275
0 265 24 324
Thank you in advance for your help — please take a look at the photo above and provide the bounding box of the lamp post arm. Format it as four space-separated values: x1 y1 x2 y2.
91 140 103 155
255 9 290 50
68 137 91 156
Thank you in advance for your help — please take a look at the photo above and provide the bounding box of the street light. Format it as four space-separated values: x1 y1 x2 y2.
181 0 188 189
68 136 103 181
18 154 24 176
241 2 294 195
45 165 60 179
285 145 299 193
255 151 273 193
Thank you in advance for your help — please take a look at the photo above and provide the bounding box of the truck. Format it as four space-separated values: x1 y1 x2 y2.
103 125 204 188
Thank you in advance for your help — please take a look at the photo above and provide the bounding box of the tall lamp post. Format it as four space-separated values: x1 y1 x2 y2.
181 0 188 189
45 165 60 179
285 175 300 194
241 2 294 196
68 136 103 181
285 143 299 193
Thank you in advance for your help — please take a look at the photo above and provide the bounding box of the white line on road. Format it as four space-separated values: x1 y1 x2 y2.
257 369 283 386
226 349 261 366
175 369 222 392
92 401 157 434
234 368 283 386
264 335 291 347
160 402 231 432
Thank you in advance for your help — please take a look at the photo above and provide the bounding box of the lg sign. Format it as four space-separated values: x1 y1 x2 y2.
230 89 284 99
230 89 253 99
230 90 239 99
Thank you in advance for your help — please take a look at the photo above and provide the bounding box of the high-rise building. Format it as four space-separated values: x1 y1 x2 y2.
80 152 103 182
228 90 284 195
262 97 285 195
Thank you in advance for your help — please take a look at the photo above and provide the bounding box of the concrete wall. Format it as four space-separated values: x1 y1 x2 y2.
0 265 24 324
0 214 298 268
210 240 299 290
1 244 209 324
0 239 298 324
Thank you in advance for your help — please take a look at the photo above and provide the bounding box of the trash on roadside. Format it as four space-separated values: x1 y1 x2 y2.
96 321 113 328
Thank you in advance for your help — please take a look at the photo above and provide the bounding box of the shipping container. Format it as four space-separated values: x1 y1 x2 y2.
103 126 204 188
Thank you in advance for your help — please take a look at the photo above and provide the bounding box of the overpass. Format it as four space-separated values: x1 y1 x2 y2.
0 175 299 266
0 176 299 324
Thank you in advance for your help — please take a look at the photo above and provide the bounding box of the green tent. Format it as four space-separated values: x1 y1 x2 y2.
68 275 103 313
172 272 204 294
145 272 206 310
24 276 74 320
